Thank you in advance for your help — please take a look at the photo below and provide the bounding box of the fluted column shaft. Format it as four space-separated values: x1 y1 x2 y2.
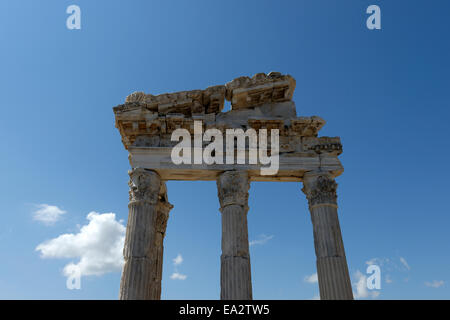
302 171 353 300
217 171 252 300
119 168 161 300
149 183 173 299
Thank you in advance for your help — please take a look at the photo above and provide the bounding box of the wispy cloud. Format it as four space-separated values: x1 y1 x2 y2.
36 212 125 278
353 270 380 299
33 204 66 225
170 272 187 280
425 280 444 288
366 257 390 267
399 257 410 270
173 254 183 266
170 254 187 280
304 272 318 284
249 234 274 246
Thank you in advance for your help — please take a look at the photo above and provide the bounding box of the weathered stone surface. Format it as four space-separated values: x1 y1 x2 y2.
149 182 173 300
116 85 227 118
115 107 324 150
120 169 165 300
289 116 325 136
128 168 160 205
204 85 227 113
127 146 343 182
225 72 296 110
217 171 252 300
302 137 342 155
302 171 353 300
112 73 341 182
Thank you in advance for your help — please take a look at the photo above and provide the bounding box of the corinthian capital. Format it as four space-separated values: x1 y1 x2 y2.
128 168 161 204
302 171 338 207
217 171 250 208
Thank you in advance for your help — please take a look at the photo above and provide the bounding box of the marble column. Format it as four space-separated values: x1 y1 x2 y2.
149 182 173 299
217 171 252 300
119 168 161 300
302 171 353 300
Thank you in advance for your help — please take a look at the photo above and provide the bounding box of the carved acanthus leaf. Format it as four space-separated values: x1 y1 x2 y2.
217 171 250 208
302 174 337 207
128 168 161 204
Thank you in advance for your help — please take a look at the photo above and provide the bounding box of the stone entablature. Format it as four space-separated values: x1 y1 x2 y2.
113 72 343 181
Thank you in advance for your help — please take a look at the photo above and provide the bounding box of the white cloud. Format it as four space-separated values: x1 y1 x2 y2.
353 270 380 299
366 257 389 267
36 212 125 278
170 254 187 280
311 293 320 300
170 272 187 280
33 204 66 225
399 257 410 270
425 280 444 288
249 234 274 246
173 254 183 266
304 272 318 284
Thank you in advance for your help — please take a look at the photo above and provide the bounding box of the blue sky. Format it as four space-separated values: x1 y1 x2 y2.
0 0 449 299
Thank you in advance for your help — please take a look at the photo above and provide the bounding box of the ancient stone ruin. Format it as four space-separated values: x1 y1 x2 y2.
113 72 353 300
